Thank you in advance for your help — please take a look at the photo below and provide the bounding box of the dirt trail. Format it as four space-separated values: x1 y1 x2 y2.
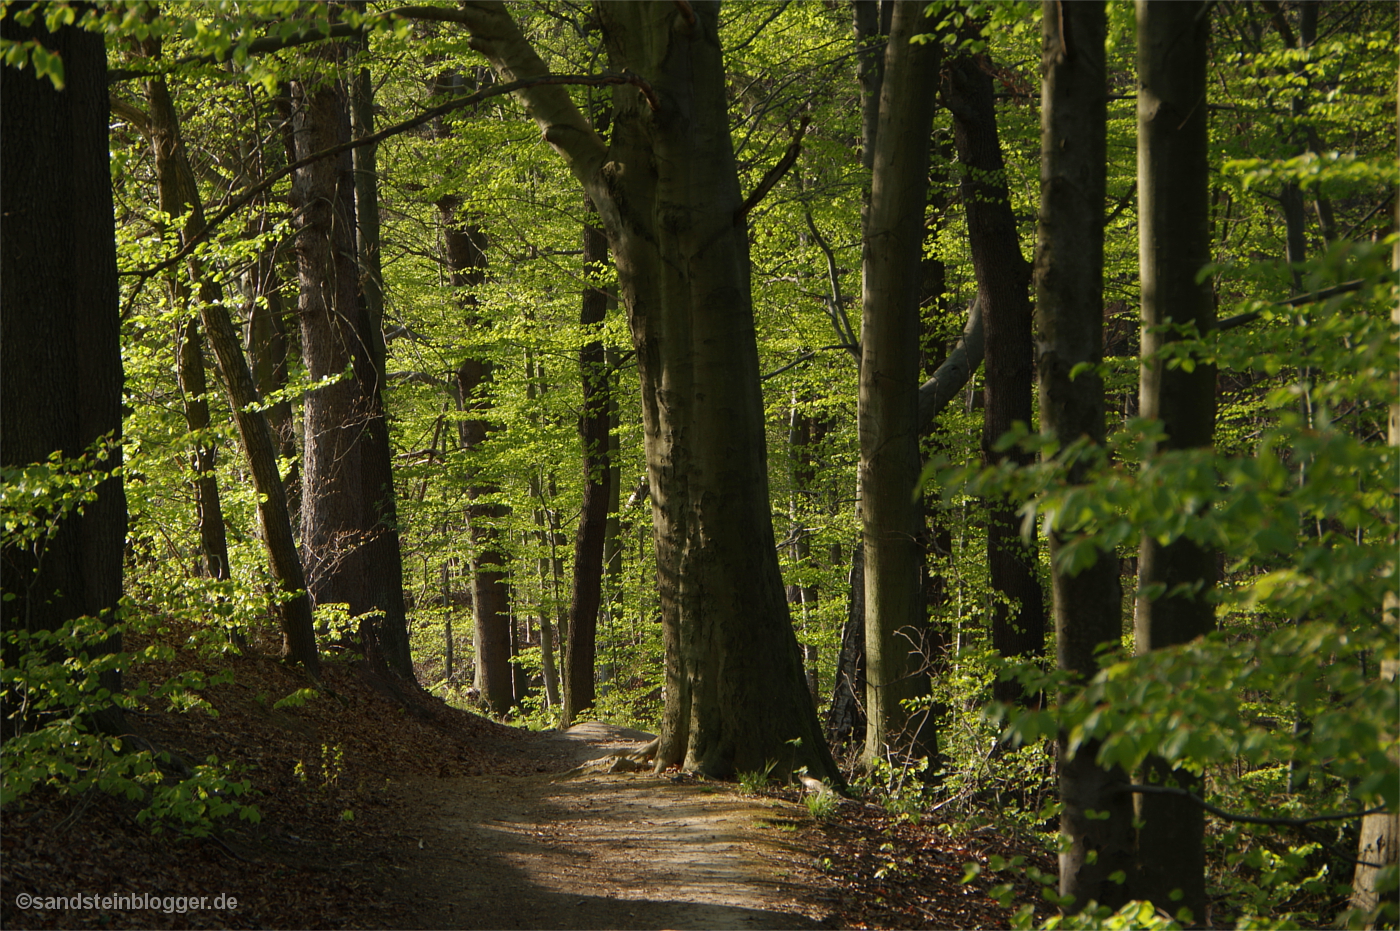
378 723 837 930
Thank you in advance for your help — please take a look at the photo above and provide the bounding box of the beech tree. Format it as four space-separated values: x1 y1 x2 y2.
945 21 1047 704
857 0 940 768
448 0 839 780
1131 0 1216 917
1033 0 1132 910
0 10 128 729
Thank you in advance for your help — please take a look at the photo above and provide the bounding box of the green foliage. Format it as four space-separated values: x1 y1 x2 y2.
1 615 259 836
738 760 779 795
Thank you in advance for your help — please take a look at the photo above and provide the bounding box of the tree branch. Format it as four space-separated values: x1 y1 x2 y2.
108 23 363 83
119 72 641 284
1217 278 1368 331
803 211 860 362
1116 783 1384 829
917 292 984 429
394 1 611 187
735 116 809 223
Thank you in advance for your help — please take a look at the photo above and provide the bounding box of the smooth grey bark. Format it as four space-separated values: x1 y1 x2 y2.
562 207 611 726
946 35 1048 702
1034 1 1132 911
456 0 839 782
1132 2 1216 920
858 0 941 768
1 14 128 730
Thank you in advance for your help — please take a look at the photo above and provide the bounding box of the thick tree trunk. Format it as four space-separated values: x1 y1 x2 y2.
1034 1 1133 911
859 0 941 768
459 0 839 781
1131 2 1216 920
562 207 611 725
0 14 128 728
946 38 1047 703
290 58 415 680
292 73 369 616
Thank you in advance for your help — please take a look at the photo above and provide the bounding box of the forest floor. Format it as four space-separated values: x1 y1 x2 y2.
1 629 1049 930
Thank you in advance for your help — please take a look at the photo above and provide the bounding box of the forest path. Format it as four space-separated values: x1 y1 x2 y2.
378 723 837 930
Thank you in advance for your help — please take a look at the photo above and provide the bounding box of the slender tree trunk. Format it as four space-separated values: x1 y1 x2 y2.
563 205 611 725
1349 76 1400 922
1035 1 1133 911
436 198 514 715
139 67 317 673
144 72 232 585
350 58 415 679
946 34 1047 703
1131 2 1216 919
1 13 128 730
859 0 941 768
245 253 300 522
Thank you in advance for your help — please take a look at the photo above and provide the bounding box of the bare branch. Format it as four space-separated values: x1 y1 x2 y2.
917 292 984 429
735 116 809 223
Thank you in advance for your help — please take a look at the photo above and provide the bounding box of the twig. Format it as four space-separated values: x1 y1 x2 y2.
1217 279 1368 331
119 72 655 287
735 116 809 223
803 212 860 362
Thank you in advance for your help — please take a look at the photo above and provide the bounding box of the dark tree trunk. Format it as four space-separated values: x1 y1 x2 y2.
350 59 415 680
1 14 128 730
562 205 611 726
455 1 840 781
291 56 414 681
292 72 368 616
946 37 1047 704
826 542 868 754
1034 1 1133 911
245 253 300 522
1131 2 1216 919
858 0 941 768
436 198 514 716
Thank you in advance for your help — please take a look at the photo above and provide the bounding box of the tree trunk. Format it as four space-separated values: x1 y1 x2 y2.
350 58 415 680
143 71 232 585
292 71 369 617
455 0 840 781
859 0 941 768
945 35 1047 704
1349 79 1400 922
826 542 868 754
1131 2 1216 919
0 13 128 731
562 205 611 726
1034 1 1133 911
142 78 318 673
